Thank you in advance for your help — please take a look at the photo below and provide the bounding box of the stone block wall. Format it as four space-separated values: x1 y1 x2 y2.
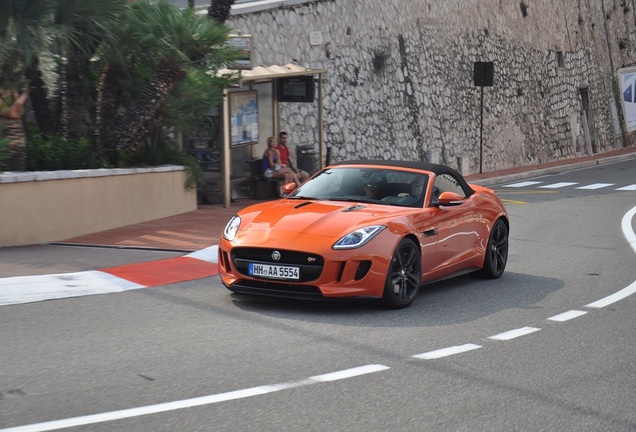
230 0 636 174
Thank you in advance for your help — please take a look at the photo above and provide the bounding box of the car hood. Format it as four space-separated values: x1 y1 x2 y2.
237 199 412 237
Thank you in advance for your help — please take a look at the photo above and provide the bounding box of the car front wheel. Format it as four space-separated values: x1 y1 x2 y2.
382 239 422 309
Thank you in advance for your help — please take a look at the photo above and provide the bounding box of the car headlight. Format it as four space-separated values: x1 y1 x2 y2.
223 215 241 241
333 226 386 249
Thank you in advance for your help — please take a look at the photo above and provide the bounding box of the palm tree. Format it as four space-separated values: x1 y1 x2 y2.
0 0 54 171
97 1 238 153
207 0 235 23
52 0 126 141
23 0 126 141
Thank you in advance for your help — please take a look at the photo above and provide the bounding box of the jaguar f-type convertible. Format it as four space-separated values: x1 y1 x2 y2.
219 160 509 308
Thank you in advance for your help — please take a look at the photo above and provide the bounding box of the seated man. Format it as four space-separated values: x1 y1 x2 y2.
276 131 310 182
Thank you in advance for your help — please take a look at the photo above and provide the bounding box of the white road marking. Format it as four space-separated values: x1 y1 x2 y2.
412 344 482 359
548 310 588 322
586 205 636 308
502 180 635 191
616 184 636 191
0 271 144 306
0 364 390 432
488 327 540 340
309 364 390 381
503 181 543 188
0 246 219 307
586 281 636 308
538 182 578 189
185 245 219 263
576 183 613 190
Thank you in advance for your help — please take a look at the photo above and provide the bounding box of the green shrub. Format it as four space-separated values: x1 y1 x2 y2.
24 126 202 189
110 132 203 190
26 127 105 171
0 126 10 171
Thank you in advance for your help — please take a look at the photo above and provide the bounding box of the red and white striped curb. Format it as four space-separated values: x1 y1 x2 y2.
0 246 219 307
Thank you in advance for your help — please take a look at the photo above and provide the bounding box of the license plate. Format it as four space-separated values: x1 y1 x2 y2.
248 262 300 280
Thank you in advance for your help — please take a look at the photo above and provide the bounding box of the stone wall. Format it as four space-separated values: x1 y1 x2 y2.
229 0 636 174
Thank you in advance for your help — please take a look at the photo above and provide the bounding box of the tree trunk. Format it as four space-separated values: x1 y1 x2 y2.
60 49 94 142
107 61 186 151
95 64 125 153
0 118 27 171
208 0 235 23
25 61 55 135
0 89 30 171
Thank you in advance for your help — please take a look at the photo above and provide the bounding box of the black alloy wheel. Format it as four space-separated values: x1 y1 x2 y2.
477 218 509 279
382 239 422 309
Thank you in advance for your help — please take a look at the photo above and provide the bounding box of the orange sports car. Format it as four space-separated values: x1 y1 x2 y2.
218 160 509 308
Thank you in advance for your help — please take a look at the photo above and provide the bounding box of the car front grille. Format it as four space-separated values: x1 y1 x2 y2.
231 247 324 282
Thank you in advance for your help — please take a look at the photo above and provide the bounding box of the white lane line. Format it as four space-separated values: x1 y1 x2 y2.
502 181 543 188
488 327 540 341
412 344 482 359
0 271 144 306
309 364 390 381
621 205 636 255
0 364 390 432
616 184 636 191
548 310 587 322
585 281 636 308
576 183 613 190
586 205 636 308
539 182 578 189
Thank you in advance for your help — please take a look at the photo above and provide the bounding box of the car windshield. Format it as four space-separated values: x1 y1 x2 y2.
288 167 428 208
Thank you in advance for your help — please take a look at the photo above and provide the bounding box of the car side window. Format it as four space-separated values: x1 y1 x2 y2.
431 173 466 204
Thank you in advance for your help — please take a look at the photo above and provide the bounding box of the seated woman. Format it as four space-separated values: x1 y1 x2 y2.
263 136 301 187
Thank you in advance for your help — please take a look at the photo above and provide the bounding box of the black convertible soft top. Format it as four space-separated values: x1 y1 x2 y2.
331 159 475 197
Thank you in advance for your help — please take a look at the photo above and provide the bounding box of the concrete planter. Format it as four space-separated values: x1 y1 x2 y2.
0 165 196 247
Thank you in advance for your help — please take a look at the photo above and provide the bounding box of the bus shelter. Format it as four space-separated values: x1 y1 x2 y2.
219 64 327 208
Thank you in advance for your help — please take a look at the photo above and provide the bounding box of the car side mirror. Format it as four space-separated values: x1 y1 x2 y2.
281 182 297 196
435 191 463 207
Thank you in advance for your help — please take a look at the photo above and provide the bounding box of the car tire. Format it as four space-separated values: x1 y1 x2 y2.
381 239 422 309
476 218 508 279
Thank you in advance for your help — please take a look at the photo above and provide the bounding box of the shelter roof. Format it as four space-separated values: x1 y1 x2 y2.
218 63 326 82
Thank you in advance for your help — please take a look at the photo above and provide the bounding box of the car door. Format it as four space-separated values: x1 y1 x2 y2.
424 173 481 278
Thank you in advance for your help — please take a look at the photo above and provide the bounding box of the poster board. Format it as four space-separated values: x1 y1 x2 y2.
618 66 636 132
229 91 258 146
226 35 252 70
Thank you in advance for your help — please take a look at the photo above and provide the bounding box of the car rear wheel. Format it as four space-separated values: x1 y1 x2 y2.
477 218 508 279
382 239 422 309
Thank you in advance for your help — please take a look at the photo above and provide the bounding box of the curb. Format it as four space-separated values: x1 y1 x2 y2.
0 246 219 306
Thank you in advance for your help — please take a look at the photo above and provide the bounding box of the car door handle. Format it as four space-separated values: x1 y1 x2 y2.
423 228 438 237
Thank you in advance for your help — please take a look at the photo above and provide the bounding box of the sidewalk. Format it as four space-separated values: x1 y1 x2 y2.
55 146 636 252
56 199 264 252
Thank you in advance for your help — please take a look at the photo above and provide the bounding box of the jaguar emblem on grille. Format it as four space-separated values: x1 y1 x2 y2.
271 251 281 261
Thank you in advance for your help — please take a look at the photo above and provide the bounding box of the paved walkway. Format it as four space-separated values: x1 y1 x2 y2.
57 200 263 252
56 146 636 252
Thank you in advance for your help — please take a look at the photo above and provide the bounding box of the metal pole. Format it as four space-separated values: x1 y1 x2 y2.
222 88 231 208
318 73 324 169
479 86 484 174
